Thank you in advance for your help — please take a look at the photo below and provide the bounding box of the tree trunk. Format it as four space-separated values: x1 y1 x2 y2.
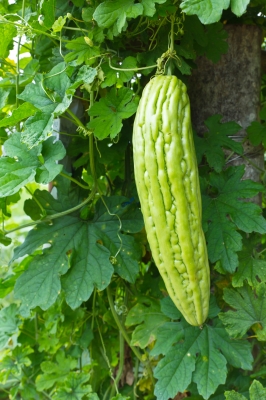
188 24 264 187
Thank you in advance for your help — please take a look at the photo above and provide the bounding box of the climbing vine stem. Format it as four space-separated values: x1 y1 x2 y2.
106 286 155 389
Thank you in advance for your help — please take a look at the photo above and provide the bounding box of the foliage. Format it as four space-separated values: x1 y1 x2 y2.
0 1 266 399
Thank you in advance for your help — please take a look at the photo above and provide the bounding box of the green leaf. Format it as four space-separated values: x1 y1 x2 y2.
0 133 65 197
232 236 266 287
20 59 40 86
35 137 66 184
192 326 227 400
0 133 39 197
197 22 228 63
154 321 253 400
76 323 94 349
154 327 199 400
231 0 250 16
0 229 12 246
41 0 56 29
140 0 167 16
18 75 56 112
180 0 250 24
18 63 75 147
14 248 69 310
260 105 266 121
125 297 169 348
88 394 100 400
225 392 247 400
208 294 221 318
183 15 208 48
0 23 17 58
249 380 266 400
13 196 142 310
180 0 230 24
225 380 266 400
203 166 266 272
52 372 93 399
246 121 266 147
88 87 138 139
210 320 253 370
24 188 69 220
9 345 33 368
0 275 17 297
93 0 143 36
117 56 138 82
74 65 98 87
52 15 68 32
194 115 242 172
0 345 33 383
36 351 77 391
0 102 38 128
22 111 54 147
150 322 184 356
101 56 138 88
65 37 100 65
219 283 266 340
160 296 183 320
205 216 242 273
0 87 10 110
0 304 20 351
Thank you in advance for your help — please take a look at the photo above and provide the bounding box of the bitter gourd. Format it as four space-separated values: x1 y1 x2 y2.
132 75 210 326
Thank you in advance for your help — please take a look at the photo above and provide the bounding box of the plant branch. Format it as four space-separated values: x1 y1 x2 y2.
60 171 91 190
241 154 265 173
106 286 155 388
15 0 26 130
89 91 98 188
108 57 157 72
110 330 125 398
106 286 142 362
4 187 97 235
96 317 119 395
66 108 87 131
133 357 140 400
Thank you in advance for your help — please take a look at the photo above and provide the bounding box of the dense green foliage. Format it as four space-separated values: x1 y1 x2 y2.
1 1 266 399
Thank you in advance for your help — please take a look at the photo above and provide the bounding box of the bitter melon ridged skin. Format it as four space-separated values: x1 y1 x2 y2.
133 75 210 326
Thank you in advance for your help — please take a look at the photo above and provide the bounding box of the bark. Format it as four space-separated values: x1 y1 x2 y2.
188 24 264 187
262 50 266 74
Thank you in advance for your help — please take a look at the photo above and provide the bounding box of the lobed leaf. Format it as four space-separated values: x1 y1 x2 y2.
0 102 38 128
192 326 227 399
88 87 138 139
180 0 250 24
140 0 167 16
13 196 142 310
93 0 143 36
0 133 65 197
225 380 266 400
0 23 17 58
36 351 77 391
153 314 252 400
17 63 75 147
219 283 266 340
194 115 242 172
125 297 169 348
203 166 266 272
0 304 20 351
180 0 230 24
154 327 199 400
